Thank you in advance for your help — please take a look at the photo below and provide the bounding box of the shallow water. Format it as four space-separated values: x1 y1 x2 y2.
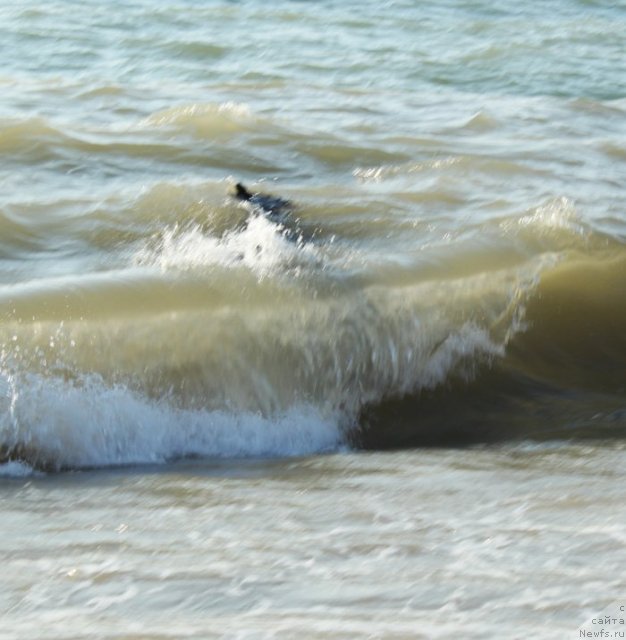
3 445 626 639
1 0 625 636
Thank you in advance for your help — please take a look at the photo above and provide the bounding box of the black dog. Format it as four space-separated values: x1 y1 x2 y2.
233 182 303 242
234 183 292 217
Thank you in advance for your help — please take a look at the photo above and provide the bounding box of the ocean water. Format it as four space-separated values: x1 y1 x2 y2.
1 0 625 636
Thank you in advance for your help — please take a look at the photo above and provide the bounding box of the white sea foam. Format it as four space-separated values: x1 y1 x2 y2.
134 215 318 279
0 371 343 472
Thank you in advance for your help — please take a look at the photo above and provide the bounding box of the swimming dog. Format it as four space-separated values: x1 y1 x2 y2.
233 182 303 242
234 182 293 218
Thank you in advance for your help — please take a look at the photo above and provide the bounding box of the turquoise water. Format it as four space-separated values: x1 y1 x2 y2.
1 0 625 636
